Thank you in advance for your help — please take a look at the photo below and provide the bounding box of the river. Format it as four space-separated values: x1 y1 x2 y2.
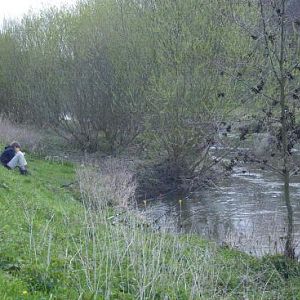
139 138 300 257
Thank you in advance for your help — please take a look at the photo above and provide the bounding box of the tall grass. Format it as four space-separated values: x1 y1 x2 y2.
66 164 284 299
64 205 282 299
0 116 44 152
77 158 136 209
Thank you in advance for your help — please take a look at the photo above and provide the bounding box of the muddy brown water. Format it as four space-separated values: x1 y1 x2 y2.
139 145 300 257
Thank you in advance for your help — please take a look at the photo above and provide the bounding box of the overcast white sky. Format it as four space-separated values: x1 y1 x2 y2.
0 0 78 25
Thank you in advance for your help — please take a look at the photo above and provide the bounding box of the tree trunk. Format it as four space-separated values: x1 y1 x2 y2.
284 174 294 258
279 0 295 259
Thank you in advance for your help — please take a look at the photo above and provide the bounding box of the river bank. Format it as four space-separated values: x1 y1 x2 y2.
0 153 300 298
0 118 299 259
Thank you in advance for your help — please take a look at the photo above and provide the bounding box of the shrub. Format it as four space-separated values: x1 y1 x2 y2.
77 158 136 209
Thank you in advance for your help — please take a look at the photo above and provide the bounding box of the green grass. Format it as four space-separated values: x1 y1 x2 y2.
0 155 81 299
0 153 299 299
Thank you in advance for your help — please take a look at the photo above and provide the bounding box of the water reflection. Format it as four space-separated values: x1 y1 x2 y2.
139 165 300 257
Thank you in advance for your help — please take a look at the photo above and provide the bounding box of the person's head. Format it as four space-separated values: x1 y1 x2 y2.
10 141 21 153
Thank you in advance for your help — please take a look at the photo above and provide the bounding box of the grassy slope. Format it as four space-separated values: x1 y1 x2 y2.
0 156 81 299
0 154 299 299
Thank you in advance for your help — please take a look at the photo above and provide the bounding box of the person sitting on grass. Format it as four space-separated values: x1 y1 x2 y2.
0 142 28 175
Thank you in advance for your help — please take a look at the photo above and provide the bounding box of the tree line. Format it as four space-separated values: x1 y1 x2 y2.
0 0 242 152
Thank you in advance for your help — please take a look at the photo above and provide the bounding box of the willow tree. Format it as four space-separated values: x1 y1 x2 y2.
45 0 153 152
0 22 33 122
96 0 153 152
228 0 300 258
137 0 233 193
0 9 72 125
0 1 153 152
